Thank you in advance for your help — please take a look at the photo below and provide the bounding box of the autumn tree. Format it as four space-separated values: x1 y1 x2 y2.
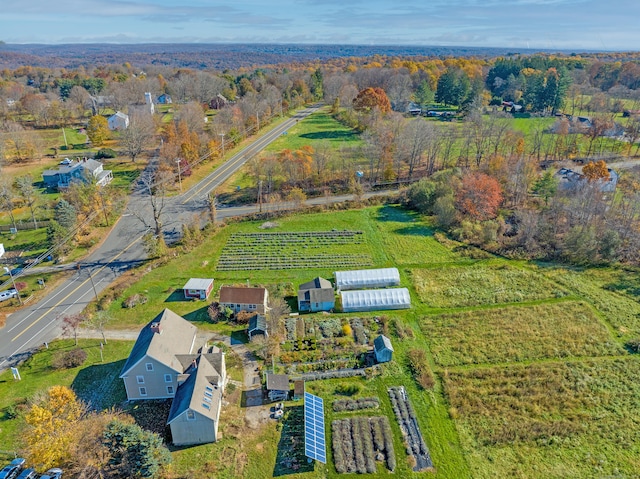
352 87 391 114
62 313 85 346
0 180 18 231
14 175 39 229
24 386 85 470
582 160 610 181
119 112 156 162
86 115 110 146
455 171 503 221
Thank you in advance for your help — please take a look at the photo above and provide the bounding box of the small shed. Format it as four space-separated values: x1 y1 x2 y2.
293 380 305 400
266 373 289 402
374 335 394 363
248 314 267 340
183 278 214 300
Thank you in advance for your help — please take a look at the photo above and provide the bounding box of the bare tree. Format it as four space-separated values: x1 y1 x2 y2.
395 117 431 179
14 175 39 229
119 112 156 162
86 310 112 345
63 313 85 346
0 180 18 231
133 167 170 237
174 101 205 134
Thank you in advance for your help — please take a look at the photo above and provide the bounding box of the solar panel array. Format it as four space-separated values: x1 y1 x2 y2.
304 392 326 463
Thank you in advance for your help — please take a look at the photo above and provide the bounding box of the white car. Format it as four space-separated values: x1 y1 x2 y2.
59 158 72 165
0 289 18 302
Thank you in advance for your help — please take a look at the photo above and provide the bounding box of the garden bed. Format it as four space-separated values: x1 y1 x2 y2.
331 416 396 473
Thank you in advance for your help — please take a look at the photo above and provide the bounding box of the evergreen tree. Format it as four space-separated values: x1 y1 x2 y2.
55 199 77 230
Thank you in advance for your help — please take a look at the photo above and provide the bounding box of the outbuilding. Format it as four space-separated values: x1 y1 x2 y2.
183 278 214 300
340 288 411 313
266 373 289 402
247 314 268 340
373 335 394 363
298 277 335 312
334 268 400 291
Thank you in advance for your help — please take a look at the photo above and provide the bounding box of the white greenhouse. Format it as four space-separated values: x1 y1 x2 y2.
340 288 411 312
334 268 400 291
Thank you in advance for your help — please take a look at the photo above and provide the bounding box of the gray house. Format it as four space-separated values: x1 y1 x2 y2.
120 309 227 446
297 277 335 312
42 159 112 190
373 335 394 363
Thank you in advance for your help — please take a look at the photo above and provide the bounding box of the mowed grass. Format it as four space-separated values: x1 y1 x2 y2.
542 266 640 339
444 358 640 478
264 108 361 153
423 301 623 367
412 263 568 308
375 206 460 265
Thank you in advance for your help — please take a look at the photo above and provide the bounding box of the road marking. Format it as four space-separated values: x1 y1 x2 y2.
11 234 143 342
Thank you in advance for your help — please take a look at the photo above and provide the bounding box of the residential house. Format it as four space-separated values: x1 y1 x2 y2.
144 92 155 114
157 94 172 104
219 286 269 315
247 314 267 340
297 277 335 312
42 159 113 190
266 373 289 402
120 309 227 446
108 111 129 130
183 278 214 300
373 335 394 363
556 166 618 193
210 93 229 110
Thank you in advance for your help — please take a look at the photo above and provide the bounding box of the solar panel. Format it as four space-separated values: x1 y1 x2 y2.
304 392 327 463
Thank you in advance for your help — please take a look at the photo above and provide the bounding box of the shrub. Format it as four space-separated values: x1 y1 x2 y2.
407 349 435 390
625 338 640 354
236 310 254 325
335 383 361 396
52 348 88 369
95 148 117 159
122 293 148 309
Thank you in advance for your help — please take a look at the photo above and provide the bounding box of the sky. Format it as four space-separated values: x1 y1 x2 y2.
2 0 640 50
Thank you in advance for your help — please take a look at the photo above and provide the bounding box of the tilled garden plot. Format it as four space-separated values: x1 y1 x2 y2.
388 386 433 471
331 416 396 474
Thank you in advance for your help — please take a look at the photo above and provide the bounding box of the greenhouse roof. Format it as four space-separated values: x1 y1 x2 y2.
334 267 400 290
341 288 411 311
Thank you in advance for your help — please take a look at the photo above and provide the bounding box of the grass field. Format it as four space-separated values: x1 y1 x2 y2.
423 301 623 366
412 263 568 308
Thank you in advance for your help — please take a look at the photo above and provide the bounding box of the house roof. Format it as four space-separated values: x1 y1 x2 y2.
374 334 394 352
110 111 128 120
298 288 335 304
248 314 267 333
120 309 197 377
183 278 214 291
294 380 305 396
299 277 332 291
167 353 223 424
266 372 289 391
219 286 267 305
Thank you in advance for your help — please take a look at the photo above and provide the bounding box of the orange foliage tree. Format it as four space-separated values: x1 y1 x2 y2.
455 172 503 221
582 160 610 181
353 87 391 113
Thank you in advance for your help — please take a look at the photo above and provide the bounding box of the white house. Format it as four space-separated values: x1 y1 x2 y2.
108 111 129 131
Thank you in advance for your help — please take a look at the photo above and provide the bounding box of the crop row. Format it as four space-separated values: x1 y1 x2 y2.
388 387 433 471
333 397 380 412
331 416 396 474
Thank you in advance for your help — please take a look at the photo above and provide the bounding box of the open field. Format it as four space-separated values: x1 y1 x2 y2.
412 263 568 308
444 358 640 478
423 301 623 366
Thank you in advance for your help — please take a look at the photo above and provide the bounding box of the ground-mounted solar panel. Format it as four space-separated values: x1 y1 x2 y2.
304 392 327 463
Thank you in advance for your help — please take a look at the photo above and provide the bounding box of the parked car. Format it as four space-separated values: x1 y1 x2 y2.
38 469 62 479
0 289 18 302
0 458 26 479
15 469 37 479
59 158 72 165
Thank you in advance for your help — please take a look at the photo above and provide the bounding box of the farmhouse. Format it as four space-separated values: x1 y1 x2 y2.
42 159 113 190
108 111 129 130
341 288 411 313
219 286 269 314
266 373 290 402
335 268 400 291
183 278 214 300
297 277 335 312
373 335 394 363
120 309 226 446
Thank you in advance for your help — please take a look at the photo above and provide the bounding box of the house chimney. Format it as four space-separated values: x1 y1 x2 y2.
150 322 162 334
191 359 197 370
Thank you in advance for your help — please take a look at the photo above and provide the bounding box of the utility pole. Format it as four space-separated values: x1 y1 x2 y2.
256 112 260 131
4 267 22 305
175 158 183 192
83 263 99 302
62 127 68 149
258 180 263 213
218 133 225 156
98 189 109 226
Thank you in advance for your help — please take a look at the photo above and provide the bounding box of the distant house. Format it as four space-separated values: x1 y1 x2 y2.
120 309 226 446
144 92 155 114
266 373 289 402
183 278 214 300
247 314 267 340
42 159 113 190
219 286 269 315
157 94 172 104
210 94 229 110
108 111 129 130
556 166 618 193
373 335 394 363
297 277 335 312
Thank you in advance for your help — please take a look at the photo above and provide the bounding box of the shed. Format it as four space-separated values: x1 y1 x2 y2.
183 278 214 300
373 335 394 363
335 268 400 291
248 314 267 339
341 288 411 313
293 380 305 400
266 373 289 402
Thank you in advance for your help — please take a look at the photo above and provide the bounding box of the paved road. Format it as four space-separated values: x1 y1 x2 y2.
0 104 323 372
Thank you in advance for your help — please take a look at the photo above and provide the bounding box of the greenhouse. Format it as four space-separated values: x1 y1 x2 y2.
341 288 411 312
334 267 400 291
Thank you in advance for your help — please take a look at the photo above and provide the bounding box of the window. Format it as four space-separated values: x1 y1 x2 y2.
139 387 147 396
136 375 145 384
166 386 174 395
145 363 154 371
164 374 172 383
186 410 196 421
236 304 241 308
